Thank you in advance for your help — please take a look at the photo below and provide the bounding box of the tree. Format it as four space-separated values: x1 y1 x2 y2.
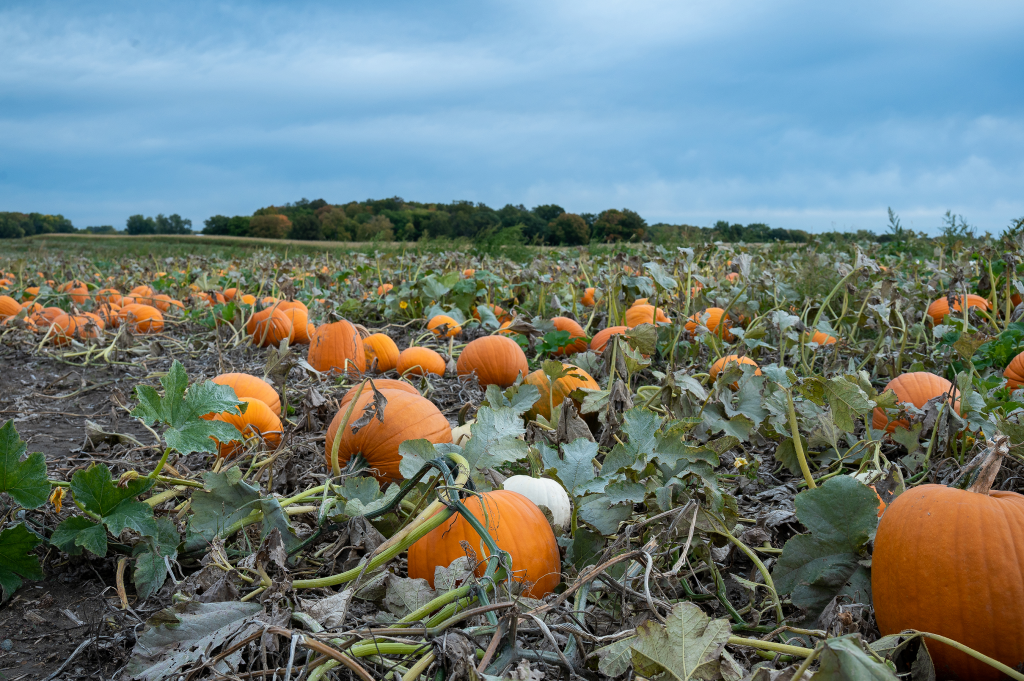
204 215 251 237
533 204 565 222
154 214 192 234
320 207 353 241
592 209 647 242
0 213 28 239
126 214 156 235
249 214 292 239
288 213 324 241
549 213 590 245
355 215 394 242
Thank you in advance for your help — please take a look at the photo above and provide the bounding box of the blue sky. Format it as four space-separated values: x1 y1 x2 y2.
2 1 1023 235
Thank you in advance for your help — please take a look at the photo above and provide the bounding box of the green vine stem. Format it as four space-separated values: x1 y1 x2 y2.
907 630 1024 681
784 387 816 489
727 636 812 659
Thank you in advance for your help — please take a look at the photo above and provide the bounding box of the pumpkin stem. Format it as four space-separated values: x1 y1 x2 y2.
966 434 1010 495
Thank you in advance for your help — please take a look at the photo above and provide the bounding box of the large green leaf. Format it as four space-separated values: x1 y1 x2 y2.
185 468 299 552
132 517 181 601
773 476 880 626
131 360 244 454
601 408 660 473
540 439 598 498
0 523 44 601
628 602 733 680
813 634 900 680
0 420 50 509
51 516 108 557
462 406 529 470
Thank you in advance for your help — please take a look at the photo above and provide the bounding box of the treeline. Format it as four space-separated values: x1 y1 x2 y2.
202 197 812 245
0 212 76 239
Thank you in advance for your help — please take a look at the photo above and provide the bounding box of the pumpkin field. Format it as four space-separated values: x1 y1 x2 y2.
2 239 1024 681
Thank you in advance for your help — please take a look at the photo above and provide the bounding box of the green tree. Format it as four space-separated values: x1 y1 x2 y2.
0 213 27 239
549 213 590 245
320 207 353 241
288 213 324 241
126 214 156 235
154 214 192 234
249 214 292 239
533 204 565 222
593 208 647 242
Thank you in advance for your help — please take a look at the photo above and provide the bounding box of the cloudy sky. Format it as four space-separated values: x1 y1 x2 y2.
2 1 1022 234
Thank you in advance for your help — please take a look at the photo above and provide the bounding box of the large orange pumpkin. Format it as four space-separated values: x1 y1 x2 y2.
397 347 446 377
119 304 164 333
246 307 294 347
549 317 588 355
625 304 670 327
524 364 599 421
152 294 184 313
94 288 121 305
685 308 734 342
408 490 561 598
58 280 89 305
589 326 628 353
210 373 281 415
709 355 761 381
427 314 462 338
1003 351 1024 390
324 389 451 482
308 320 366 376
872 372 961 433
873 474 1024 679
363 333 400 372
281 306 312 344
339 379 419 407
212 397 283 458
0 295 20 319
926 294 991 325
456 335 529 388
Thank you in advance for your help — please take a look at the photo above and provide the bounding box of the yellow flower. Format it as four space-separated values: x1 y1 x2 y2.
49 487 65 514
399 300 408 309
733 457 749 469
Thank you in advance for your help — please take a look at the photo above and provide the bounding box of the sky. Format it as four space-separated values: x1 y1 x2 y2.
2 1 1023 235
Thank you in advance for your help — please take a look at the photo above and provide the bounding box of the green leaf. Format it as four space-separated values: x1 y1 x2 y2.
51 516 108 557
398 438 451 480
577 495 632 535
540 439 598 498
773 476 880 625
0 420 50 509
462 406 529 470
0 523 44 601
132 517 180 601
625 323 659 356
566 528 605 571
813 634 900 680
775 436 811 476
105 498 160 537
343 477 401 517
821 377 876 433
602 407 660 473
131 360 243 455
603 481 647 505
184 468 262 551
70 463 154 518
629 602 733 680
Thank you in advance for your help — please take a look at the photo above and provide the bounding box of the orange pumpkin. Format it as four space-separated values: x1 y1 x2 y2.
462 268 475 277
212 397 283 458
873 479 1024 679
281 306 311 344
1004 351 1024 389
34 307 64 325
524 364 599 421
276 300 308 314
151 294 184 313
408 490 561 598
0 295 20 319
427 314 462 338
222 287 239 301
581 287 597 307
95 288 122 305
456 335 529 388
871 372 961 433
308 320 366 376
549 317 588 355
22 286 40 301
239 293 257 306
340 379 419 407
589 326 628 353
473 304 512 324
725 272 740 284
363 333 400 372
397 347 446 377
246 307 294 347
58 280 89 305
119 304 164 333
926 294 991 325
709 355 761 386
806 330 837 345
685 307 734 342
324 389 451 482
96 303 121 328
210 373 281 415
376 283 394 296
625 304 670 327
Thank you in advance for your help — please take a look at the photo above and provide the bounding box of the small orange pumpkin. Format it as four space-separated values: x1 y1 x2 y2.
210 373 281 415
926 294 991 325
246 307 294 347
456 335 529 388
212 397 283 458
427 314 462 338
625 304 670 327
871 372 961 433
685 307 734 341
119 304 165 333
376 283 394 296
324 389 451 482
281 306 312 344
709 355 761 386
308 319 366 376
363 333 400 372
581 287 597 307
549 317 588 355
408 490 561 598
397 347 446 377
58 280 89 305
806 330 837 345
524 364 599 421
95 288 122 305
589 326 628 354
1004 351 1024 389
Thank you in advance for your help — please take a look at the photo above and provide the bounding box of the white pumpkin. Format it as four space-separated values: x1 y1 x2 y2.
502 475 571 529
